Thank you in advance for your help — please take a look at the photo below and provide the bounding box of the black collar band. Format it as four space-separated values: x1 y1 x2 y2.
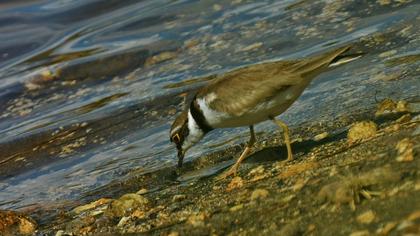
190 98 213 133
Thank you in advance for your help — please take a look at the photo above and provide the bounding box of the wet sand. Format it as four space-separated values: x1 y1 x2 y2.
22 99 417 235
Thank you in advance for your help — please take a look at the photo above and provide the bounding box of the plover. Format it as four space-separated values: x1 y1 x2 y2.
170 45 361 177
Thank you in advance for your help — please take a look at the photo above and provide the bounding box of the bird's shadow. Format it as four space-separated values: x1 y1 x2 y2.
245 110 415 164
245 127 348 164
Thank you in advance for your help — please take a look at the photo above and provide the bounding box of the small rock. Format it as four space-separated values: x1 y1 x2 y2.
371 71 401 81
248 165 269 182
0 210 37 235
379 49 397 58
313 132 328 141
250 188 269 201
407 210 420 221
117 216 130 227
349 230 370 236
375 99 410 116
240 42 263 52
318 166 399 209
395 138 414 162
307 224 316 233
55 230 65 236
396 114 411 123
377 0 391 6
145 51 178 66
107 193 150 217
414 181 420 191
187 213 207 227
384 123 400 133
396 100 409 112
78 226 94 235
357 210 376 224
375 98 396 116
292 178 307 192
168 232 180 236
347 121 377 144
376 221 397 235
213 4 222 11
24 69 57 91
229 204 244 212
131 209 146 219
396 220 417 232
226 176 244 191
172 194 187 202
278 161 319 179
136 188 148 195
248 165 265 176
72 198 112 214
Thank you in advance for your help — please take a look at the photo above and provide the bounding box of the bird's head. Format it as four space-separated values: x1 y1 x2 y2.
170 110 204 167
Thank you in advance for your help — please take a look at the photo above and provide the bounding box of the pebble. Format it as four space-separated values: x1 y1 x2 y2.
356 210 376 224
229 204 244 212
187 213 207 227
395 138 414 162
117 216 130 227
145 51 178 66
248 165 269 182
250 188 269 201
226 176 244 191
377 0 391 6
396 114 411 123
292 178 307 192
371 71 401 81
379 49 397 58
55 230 64 236
136 188 148 195
172 194 187 202
213 4 222 11
349 230 370 236
376 221 398 235
313 132 329 141
72 198 112 214
107 193 150 217
240 42 263 52
0 210 37 235
131 209 146 219
347 121 377 144
248 165 265 176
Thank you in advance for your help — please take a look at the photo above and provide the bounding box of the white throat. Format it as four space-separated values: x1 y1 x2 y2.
182 110 205 151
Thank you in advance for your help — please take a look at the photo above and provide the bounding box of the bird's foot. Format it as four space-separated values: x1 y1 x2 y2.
276 154 294 167
217 164 239 180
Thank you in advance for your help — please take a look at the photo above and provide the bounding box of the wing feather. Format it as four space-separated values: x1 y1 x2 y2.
197 62 304 116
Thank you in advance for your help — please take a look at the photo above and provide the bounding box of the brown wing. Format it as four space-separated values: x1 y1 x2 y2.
196 61 305 116
196 45 352 116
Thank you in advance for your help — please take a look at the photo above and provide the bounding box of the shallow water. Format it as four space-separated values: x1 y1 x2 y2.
0 0 419 212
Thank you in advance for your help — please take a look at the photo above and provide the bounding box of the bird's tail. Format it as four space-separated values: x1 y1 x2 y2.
292 45 363 78
328 51 364 68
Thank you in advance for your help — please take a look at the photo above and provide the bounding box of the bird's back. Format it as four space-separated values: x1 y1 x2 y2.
195 45 352 119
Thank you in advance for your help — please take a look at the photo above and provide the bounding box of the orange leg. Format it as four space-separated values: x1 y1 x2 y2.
220 126 256 179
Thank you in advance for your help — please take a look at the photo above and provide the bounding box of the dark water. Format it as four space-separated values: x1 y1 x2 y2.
0 0 419 211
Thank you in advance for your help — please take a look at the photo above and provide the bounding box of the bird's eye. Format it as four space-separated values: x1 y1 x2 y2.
172 133 180 143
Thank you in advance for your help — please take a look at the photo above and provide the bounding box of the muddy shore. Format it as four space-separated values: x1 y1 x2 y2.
2 99 417 236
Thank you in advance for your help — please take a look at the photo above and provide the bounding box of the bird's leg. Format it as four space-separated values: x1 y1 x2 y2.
270 118 293 161
220 126 256 179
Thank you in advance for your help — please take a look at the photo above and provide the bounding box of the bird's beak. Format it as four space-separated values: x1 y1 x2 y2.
177 150 184 168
